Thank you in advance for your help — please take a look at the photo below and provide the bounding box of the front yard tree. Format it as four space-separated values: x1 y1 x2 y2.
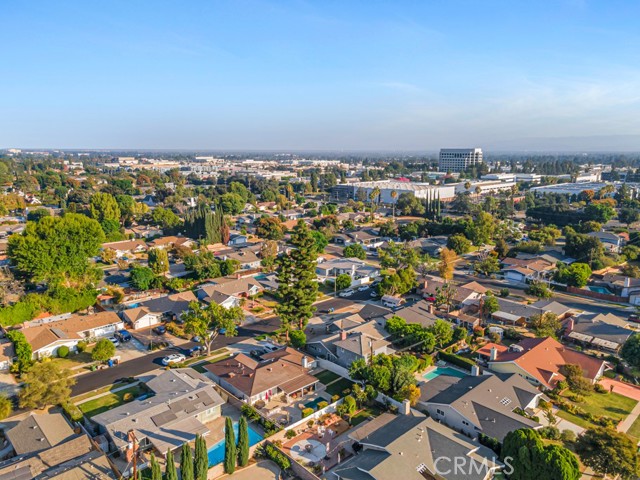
165 448 178 480
19 362 76 409
474 252 500 276
0 395 12 420
275 220 319 336
150 453 162 480
621 333 640 368
224 417 236 474
130 265 156 290
183 301 243 355
530 312 562 339
148 247 169 274
481 294 500 318
430 319 453 347
343 243 367 260
335 273 352 291
92 337 116 362
237 415 250 467
438 247 456 281
181 442 194 480
575 428 639 480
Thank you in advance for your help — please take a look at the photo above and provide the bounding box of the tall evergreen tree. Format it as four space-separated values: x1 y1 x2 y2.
165 449 178 480
224 417 236 474
237 415 250 467
181 442 194 480
194 433 209 480
275 220 319 338
150 453 162 480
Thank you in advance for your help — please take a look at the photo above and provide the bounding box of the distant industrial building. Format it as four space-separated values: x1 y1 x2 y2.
530 182 614 196
439 148 483 172
331 180 456 204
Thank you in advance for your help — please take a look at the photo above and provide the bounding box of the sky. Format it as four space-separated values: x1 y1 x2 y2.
2 0 640 151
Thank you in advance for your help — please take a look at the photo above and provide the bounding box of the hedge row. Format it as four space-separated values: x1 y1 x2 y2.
437 351 477 371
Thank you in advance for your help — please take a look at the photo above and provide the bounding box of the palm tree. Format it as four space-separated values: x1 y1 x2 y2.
390 190 397 219
369 187 381 222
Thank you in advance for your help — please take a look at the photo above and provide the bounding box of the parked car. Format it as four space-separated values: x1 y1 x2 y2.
358 285 370 291
339 289 355 297
162 354 186 366
115 330 132 342
370 290 380 297
153 325 167 335
191 335 202 343
629 314 640 323
108 336 120 347
425 296 436 302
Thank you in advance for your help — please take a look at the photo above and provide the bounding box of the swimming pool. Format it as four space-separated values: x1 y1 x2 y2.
207 423 264 466
423 366 468 382
588 286 613 295
304 397 326 410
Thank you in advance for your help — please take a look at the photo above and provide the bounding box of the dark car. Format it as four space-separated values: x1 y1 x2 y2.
188 345 205 357
153 325 167 335
115 330 132 342
629 314 640 323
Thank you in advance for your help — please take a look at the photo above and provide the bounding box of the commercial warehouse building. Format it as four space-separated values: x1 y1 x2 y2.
331 180 456 204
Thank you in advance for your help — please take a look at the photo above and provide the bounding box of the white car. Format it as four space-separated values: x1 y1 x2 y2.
162 354 186 366
339 289 355 297
108 337 120 347
358 285 370 292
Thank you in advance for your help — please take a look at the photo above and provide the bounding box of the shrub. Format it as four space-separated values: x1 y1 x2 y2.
317 401 328 410
331 394 340 403
57 346 69 358
539 426 561 440
263 443 291 471
61 401 83 422
123 393 134 402
478 433 502 456
499 288 510 297
594 383 607 394
301 408 314 418
437 351 476 371
285 429 297 439
76 341 87 353
560 429 576 443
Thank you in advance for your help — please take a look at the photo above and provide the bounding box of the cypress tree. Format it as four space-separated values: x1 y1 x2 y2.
224 417 236 474
194 433 209 480
181 442 194 480
150 453 162 480
237 415 250 467
165 449 178 480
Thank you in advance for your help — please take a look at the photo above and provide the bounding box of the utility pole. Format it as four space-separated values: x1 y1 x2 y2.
128 430 139 480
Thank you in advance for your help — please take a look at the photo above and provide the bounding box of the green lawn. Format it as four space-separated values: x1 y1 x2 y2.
627 415 640 441
191 353 233 373
77 385 147 417
72 380 136 403
351 404 384 426
556 391 637 429
315 370 341 385
51 350 94 369
325 378 355 397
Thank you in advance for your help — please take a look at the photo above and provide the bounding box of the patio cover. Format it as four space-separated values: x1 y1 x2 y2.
145 416 209 454
567 331 594 343
492 311 522 323
591 337 620 350
279 374 318 394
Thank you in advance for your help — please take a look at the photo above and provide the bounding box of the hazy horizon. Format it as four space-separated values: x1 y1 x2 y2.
2 1 640 151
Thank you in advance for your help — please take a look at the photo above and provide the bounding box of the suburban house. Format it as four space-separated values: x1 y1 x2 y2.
228 233 249 246
101 239 147 258
334 413 502 480
530 299 576 320
205 348 318 405
345 230 385 250
216 249 261 270
20 311 124 359
490 298 543 326
563 313 634 352
125 225 163 239
195 277 262 309
315 258 380 282
306 321 391 369
417 276 483 307
488 337 607 389
147 235 194 250
0 412 115 479
419 372 543 441
599 273 640 302
500 257 555 283
386 300 440 329
92 369 224 459
407 236 449 256
588 230 625 253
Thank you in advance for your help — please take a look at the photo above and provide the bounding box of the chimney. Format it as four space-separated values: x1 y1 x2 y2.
341 330 348 341
301 356 310 369
489 347 498 361
428 303 435 315
471 365 480 376
401 399 411 415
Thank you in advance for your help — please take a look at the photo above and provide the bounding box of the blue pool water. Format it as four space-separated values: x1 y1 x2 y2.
207 423 263 466
423 366 468 382
588 286 613 295
304 397 326 410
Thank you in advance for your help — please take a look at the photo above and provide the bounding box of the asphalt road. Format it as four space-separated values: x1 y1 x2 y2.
71 317 280 396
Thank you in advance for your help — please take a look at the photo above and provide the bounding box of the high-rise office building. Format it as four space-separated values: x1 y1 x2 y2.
439 148 483 172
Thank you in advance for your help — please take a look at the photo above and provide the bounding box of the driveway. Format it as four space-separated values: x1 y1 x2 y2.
599 378 640 401
211 460 279 480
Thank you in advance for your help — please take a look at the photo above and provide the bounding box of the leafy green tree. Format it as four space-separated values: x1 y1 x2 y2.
255 216 284 240
584 203 616 223
275 220 319 336
526 281 552 299
19 362 76 409
475 254 500 276
447 234 471 254
130 265 156 290
482 295 500 317
621 334 640 368
92 337 116 362
494 237 509 257
335 273 352 290
151 206 181 230
619 207 640 227
531 312 562 339
0 395 12 420
224 417 236 474
555 262 592 287
575 428 639 480
289 329 306 348
379 241 423 270
26 208 51 222
90 192 121 225
181 442 194 480
165 448 178 480
378 266 416 296
309 230 328 255
8 213 105 284
219 193 246 215
465 211 495 245
183 301 243 355
337 395 357 421
237 415 250 467
148 247 169 274
150 453 162 480
6 330 32 373
194 434 208 480
343 243 367 260
430 319 453 347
